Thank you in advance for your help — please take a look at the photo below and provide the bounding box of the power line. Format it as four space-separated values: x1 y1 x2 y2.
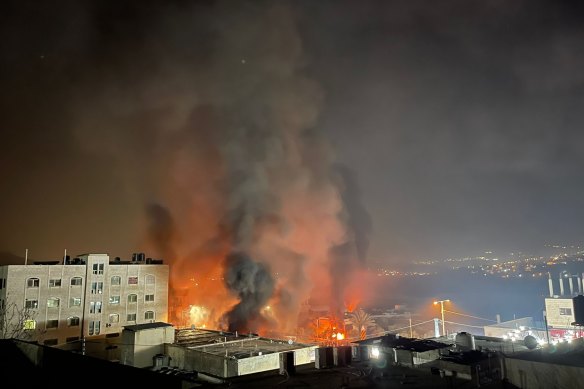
443 310 497 322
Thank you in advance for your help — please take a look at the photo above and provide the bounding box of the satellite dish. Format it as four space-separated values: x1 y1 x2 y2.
288 339 293 345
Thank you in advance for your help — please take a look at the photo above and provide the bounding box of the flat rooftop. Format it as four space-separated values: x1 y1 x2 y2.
175 329 314 360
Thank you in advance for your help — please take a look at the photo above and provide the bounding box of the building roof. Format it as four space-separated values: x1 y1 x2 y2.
355 334 449 352
124 322 173 332
174 328 314 359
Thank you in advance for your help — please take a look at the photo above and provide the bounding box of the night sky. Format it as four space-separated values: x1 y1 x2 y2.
2 0 584 265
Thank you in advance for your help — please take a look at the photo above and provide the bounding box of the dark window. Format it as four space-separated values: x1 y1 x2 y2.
27 278 39 288
145 311 155 320
46 320 59 329
145 294 155 302
560 308 573 316
92 263 104 275
49 279 61 287
70 277 82 286
127 313 136 322
25 299 39 309
128 294 137 303
68 317 80 327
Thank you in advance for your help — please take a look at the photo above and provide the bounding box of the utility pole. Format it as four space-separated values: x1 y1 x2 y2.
434 299 450 337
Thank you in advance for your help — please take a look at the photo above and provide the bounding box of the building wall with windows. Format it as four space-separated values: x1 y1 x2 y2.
544 297 575 328
0 253 169 346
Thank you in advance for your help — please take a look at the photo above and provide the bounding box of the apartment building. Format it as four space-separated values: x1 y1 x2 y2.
0 253 169 346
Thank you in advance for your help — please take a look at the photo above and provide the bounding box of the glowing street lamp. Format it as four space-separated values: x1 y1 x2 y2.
433 299 450 337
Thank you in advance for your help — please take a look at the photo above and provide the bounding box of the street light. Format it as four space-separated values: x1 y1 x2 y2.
433 299 450 337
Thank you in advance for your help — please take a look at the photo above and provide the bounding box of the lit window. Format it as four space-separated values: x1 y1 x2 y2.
25 299 39 309
47 298 60 308
89 320 98 335
109 314 119 323
69 297 81 307
46 320 59 329
127 313 136 322
68 317 80 327
128 276 138 285
70 277 83 286
145 294 155 302
49 279 61 287
27 278 40 288
128 294 138 303
145 311 155 320
89 301 102 314
23 320 36 330
109 295 120 304
145 275 155 285
111 276 121 286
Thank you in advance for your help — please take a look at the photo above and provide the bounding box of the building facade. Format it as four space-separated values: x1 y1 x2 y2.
0 253 168 346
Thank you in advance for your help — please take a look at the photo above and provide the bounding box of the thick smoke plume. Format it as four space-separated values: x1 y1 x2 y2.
67 2 371 333
223 252 275 332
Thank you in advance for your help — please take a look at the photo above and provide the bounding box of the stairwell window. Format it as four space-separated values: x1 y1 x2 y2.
128 276 138 285
70 277 83 286
145 294 154 302
128 294 138 303
127 313 136 322
27 278 39 288
111 276 121 286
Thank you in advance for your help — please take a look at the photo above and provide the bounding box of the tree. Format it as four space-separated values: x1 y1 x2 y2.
0 298 42 341
348 309 375 340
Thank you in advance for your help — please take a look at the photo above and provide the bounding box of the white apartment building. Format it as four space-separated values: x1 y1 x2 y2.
0 253 169 346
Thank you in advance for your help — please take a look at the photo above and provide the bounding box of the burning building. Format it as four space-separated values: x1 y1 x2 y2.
133 3 373 337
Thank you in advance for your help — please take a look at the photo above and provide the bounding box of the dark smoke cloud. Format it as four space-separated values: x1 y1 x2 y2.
145 203 178 261
223 252 275 332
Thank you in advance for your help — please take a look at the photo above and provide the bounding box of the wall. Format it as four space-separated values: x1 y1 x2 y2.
545 298 575 329
166 344 237 377
503 357 584 389
237 353 280 375
121 326 174 368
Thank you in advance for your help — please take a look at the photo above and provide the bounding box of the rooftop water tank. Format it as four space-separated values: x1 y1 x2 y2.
455 332 476 351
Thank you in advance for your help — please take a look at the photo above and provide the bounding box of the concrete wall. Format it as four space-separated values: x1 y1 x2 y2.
503 357 584 389
166 344 237 377
413 349 442 365
121 326 174 368
294 346 317 365
237 353 280 375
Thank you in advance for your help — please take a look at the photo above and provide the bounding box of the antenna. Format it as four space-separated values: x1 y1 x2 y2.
64 249 67 263
25 248 28 265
